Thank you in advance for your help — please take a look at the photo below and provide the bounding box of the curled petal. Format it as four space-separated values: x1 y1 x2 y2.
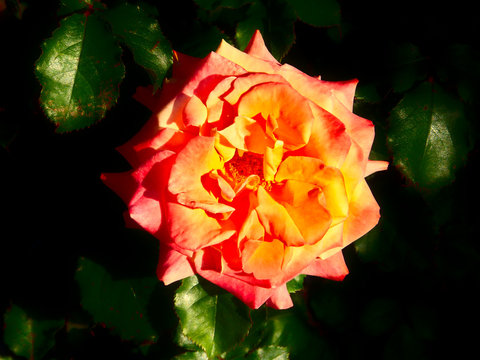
166 202 236 253
237 83 313 150
272 181 332 245
255 187 304 246
265 284 293 309
301 251 349 281
219 115 267 154
157 243 195 285
366 160 389 177
276 156 349 224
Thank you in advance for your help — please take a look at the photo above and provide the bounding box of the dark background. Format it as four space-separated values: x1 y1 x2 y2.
1 0 479 358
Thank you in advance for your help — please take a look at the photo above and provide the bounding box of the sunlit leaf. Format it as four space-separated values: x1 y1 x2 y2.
174 351 209 360
285 0 340 27
174 275 252 359
387 81 470 189
236 0 295 60
286 274 305 293
104 2 172 90
3 304 64 359
35 13 125 132
75 257 158 342
245 346 289 360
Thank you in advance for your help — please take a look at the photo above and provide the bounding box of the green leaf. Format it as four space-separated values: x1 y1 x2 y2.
58 0 105 16
285 0 340 27
75 257 158 342
174 351 209 360
387 81 470 189
3 304 64 359
236 0 296 60
245 346 289 360
174 275 252 359
104 3 172 90
35 13 125 132
261 310 334 359
286 274 305 293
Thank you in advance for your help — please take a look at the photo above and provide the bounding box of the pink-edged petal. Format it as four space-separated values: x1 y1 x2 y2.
166 202 236 252
301 251 349 281
298 102 351 168
183 51 246 97
365 160 389 177
237 83 313 150
223 73 288 106
244 30 280 64
265 284 293 309
193 251 276 309
119 128 193 167
216 39 279 74
340 140 367 198
157 243 195 285
255 186 305 246
342 179 381 247
280 223 344 283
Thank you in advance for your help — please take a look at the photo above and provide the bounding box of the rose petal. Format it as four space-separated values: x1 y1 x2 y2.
265 284 293 309
297 102 351 169
342 179 381 247
216 39 279 74
301 251 349 281
237 83 313 150
275 156 349 225
365 160 389 177
271 180 332 245
242 238 285 280
244 29 280 64
263 140 284 182
255 186 305 246
166 202 236 253
157 243 195 285
183 94 208 128
219 115 267 154
168 136 234 214
223 73 288 106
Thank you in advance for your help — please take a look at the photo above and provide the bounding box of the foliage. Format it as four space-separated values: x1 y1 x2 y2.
1 0 479 359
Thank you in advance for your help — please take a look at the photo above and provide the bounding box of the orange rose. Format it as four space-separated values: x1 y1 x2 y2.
102 31 388 309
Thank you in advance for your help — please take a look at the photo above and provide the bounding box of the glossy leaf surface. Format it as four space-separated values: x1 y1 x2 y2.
3 305 64 359
75 257 158 342
104 3 172 90
35 13 124 132
387 81 470 188
174 275 252 359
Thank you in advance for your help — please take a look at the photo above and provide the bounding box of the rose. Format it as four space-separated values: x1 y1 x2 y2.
102 31 388 309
